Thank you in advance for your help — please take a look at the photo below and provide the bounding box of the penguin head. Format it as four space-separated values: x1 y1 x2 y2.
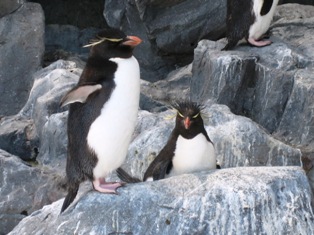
84 27 142 59
172 101 205 138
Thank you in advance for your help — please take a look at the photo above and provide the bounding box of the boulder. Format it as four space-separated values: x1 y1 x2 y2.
0 0 24 18
19 60 82 140
0 149 65 235
0 2 44 116
104 0 226 82
117 104 301 180
0 116 38 161
190 4 314 153
8 167 314 235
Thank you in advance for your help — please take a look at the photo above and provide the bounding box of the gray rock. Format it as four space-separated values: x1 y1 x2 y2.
275 69 314 152
44 24 99 60
32 0 107 28
37 112 68 170
104 0 226 82
19 60 82 140
190 4 314 153
0 116 38 161
140 64 192 105
9 167 314 235
0 149 65 235
0 0 24 18
0 2 44 116
117 104 301 180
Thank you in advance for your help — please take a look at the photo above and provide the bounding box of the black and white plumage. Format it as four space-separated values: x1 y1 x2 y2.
59 28 142 213
117 102 218 183
223 0 279 50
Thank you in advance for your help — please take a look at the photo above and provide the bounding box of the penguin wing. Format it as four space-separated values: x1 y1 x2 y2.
143 137 176 181
60 84 102 107
260 0 273 16
143 155 172 181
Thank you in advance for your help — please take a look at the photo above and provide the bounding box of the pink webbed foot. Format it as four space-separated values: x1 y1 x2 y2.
93 178 125 194
248 37 272 47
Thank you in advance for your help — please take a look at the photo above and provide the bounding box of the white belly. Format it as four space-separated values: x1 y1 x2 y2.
249 0 279 39
170 134 216 176
87 56 140 179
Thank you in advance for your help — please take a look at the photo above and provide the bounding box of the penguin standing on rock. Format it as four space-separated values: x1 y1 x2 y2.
223 0 279 50
59 28 142 213
117 101 219 183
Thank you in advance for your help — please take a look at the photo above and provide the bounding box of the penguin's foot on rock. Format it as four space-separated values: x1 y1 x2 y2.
248 38 272 47
93 178 125 194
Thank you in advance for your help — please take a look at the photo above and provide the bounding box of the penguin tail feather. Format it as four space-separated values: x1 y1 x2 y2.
116 168 142 183
60 183 79 214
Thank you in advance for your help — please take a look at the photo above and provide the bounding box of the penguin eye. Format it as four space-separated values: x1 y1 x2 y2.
192 113 200 119
177 112 184 118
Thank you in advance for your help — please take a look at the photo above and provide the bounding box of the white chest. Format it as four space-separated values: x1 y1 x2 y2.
170 134 216 176
249 0 279 39
87 56 140 178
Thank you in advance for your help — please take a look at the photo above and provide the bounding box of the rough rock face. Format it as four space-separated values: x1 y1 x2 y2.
1 2 314 234
104 0 226 82
9 167 314 235
0 150 65 235
0 116 38 161
190 4 314 154
19 60 82 139
116 104 301 180
0 2 44 116
0 0 24 18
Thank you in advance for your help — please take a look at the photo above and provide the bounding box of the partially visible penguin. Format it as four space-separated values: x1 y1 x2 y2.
59 28 142 213
117 101 219 183
223 0 279 50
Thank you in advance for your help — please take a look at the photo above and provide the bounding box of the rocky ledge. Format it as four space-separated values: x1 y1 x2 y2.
9 167 314 235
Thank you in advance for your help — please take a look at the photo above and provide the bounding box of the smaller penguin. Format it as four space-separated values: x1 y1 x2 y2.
117 101 219 183
60 27 142 213
223 0 279 50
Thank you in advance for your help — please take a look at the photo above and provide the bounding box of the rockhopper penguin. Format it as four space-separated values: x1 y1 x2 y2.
117 101 218 183
223 0 279 50
59 28 142 213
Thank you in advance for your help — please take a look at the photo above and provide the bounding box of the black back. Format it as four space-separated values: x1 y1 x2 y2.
222 0 255 50
261 0 274 16
61 27 138 213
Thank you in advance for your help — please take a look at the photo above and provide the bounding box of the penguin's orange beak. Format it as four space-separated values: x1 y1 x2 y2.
122 36 142 47
184 117 191 129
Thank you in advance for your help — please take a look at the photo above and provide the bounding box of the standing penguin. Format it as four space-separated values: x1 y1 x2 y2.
59 28 142 213
223 0 279 50
117 101 218 183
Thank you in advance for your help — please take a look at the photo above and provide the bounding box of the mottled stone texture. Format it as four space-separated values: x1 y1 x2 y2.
0 3 44 116
190 4 314 153
0 150 66 235
0 0 24 18
9 167 314 235
115 105 301 181
1 3 314 235
0 116 38 161
104 0 226 82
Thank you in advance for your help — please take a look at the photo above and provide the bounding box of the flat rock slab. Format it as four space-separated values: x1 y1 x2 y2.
9 167 314 235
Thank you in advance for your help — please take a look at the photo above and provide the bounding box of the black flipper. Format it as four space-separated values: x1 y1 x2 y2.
260 0 273 16
116 168 142 183
60 183 79 214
